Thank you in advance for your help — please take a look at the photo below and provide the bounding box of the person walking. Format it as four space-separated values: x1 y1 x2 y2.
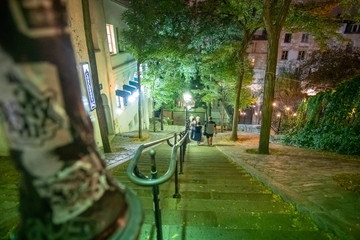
190 118 196 140
195 115 200 123
193 121 203 145
204 117 217 146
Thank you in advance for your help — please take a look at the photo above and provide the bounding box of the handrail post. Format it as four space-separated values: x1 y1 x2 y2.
173 133 181 198
150 150 163 240
179 143 184 175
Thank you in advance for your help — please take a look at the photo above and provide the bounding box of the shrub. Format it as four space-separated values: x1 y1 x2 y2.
283 75 360 155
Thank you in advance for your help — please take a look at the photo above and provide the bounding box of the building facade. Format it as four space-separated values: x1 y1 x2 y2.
245 21 360 125
67 0 152 148
0 0 152 155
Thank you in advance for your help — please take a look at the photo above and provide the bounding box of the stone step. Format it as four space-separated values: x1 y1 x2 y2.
139 224 327 240
142 210 318 231
138 197 294 213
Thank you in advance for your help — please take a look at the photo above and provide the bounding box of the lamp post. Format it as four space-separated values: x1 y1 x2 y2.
183 93 192 128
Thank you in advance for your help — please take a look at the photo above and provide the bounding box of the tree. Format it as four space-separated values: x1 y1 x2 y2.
197 0 263 140
298 47 360 92
273 73 306 133
259 0 360 153
122 0 196 131
274 73 305 110
259 0 292 154
122 0 161 138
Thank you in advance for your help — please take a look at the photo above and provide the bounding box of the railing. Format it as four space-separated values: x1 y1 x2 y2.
126 129 189 240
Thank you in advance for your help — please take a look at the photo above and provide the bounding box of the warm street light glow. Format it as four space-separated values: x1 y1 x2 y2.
116 108 123 115
293 113 297 116
255 112 258 115
286 107 290 111
272 102 276 106
183 92 192 103
276 113 281 117
128 95 136 103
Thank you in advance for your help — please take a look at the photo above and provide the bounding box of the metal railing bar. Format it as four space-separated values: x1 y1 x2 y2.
143 135 174 148
126 131 188 187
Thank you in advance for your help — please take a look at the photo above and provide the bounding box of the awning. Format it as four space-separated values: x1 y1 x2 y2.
115 89 131 98
129 80 138 88
123 84 137 93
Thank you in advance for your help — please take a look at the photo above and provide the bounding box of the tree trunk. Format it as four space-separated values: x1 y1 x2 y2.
220 102 224 132
160 105 164 130
208 102 212 119
83 0 111 153
153 101 156 132
258 0 292 154
137 61 142 138
230 62 245 141
0 1 134 238
258 36 280 154
171 109 174 124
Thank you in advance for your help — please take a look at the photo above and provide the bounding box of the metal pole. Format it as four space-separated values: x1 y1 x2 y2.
173 133 181 198
179 143 184 174
150 150 163 240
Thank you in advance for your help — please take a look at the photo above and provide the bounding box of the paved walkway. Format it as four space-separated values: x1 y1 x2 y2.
111 140 337 239
215 132 360 240
1 129 359 239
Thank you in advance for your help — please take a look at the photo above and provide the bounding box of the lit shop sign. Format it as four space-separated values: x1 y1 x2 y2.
81 63 96 111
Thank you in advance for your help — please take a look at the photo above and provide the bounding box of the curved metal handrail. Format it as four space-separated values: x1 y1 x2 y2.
126 131 189 186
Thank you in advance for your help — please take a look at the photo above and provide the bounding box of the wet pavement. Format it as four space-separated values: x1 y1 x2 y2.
1 128 359 239
215 132 360 240
111 141 332 239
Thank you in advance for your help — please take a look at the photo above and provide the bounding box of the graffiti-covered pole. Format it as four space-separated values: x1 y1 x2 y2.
0 1 139 239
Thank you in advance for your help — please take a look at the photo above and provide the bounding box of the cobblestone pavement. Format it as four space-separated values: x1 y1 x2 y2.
214 132 360 240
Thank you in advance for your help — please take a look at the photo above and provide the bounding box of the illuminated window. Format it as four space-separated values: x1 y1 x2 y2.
250 58 255 66
281 51 288 60
301 33 309 43
284 33 292 43
106 24 117 54
298 51 306 60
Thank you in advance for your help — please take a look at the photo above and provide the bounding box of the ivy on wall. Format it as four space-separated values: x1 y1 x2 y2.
284 75 360 155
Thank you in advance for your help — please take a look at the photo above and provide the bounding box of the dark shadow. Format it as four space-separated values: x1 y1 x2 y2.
212 144 235 146
245 148 282 155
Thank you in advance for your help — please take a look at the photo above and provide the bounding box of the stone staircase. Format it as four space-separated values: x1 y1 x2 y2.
110 143 332 240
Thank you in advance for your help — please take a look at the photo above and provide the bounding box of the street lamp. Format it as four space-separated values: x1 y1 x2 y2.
183 93 192 127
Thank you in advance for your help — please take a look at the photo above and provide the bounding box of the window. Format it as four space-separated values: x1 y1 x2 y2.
298 51 306 60
351 24 359 33
301 33 309 43
250 58 255 66
344 23 360 33
281 51 288 60
106 24 117 54
284 33 292 43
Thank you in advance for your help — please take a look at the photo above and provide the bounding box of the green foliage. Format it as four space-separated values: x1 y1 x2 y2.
284 75 360 155
298 47 360 92
142 59 190 110
286 1 342 47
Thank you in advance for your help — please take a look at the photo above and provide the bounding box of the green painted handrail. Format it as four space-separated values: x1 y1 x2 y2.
126 131 189 186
